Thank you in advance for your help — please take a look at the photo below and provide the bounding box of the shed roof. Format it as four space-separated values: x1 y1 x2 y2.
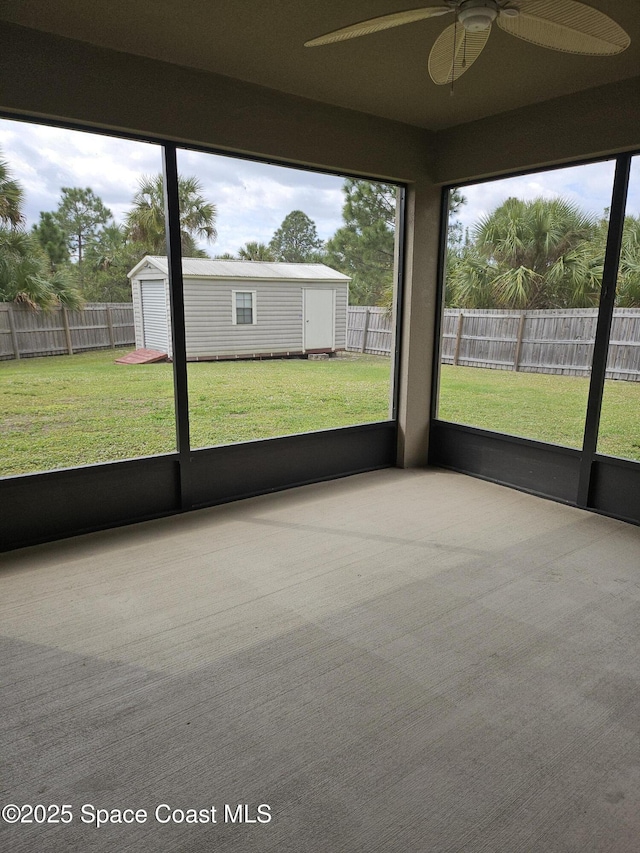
128 256 351 282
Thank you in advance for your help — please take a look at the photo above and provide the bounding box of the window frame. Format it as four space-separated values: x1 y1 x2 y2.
232 289 257 326
429 152 636 516
0 111 408 549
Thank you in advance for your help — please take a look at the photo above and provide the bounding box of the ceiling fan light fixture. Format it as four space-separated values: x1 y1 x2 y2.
458 1 498 32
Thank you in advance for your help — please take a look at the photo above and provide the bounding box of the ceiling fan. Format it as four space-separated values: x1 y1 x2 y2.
304 0 630 86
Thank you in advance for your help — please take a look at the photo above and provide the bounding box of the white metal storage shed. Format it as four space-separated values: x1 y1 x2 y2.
128 256 350 360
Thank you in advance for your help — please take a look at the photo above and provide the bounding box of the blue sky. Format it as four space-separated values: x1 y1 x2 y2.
1 116 638 257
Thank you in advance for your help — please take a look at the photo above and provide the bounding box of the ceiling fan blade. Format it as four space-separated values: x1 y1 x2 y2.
305 6 452 47
428 22 490 85
497 0 630 55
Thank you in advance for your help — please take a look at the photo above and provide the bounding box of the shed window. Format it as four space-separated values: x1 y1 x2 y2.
233 290 256 325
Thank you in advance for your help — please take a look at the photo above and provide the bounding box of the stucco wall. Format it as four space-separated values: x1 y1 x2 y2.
434 76 640 185
0 23 434 184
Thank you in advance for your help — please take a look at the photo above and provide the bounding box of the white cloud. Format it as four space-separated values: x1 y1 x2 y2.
0 117 349 256
0 118 162 227
2 116 637 260
456 160 621 235
177 148 346 254
626 158 640 218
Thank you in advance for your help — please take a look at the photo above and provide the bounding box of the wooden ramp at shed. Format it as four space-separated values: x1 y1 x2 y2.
115 348 167 364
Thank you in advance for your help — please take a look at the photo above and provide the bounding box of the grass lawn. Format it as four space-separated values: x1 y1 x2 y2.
0 349 392 477
1 352 637 478
438 364 640 461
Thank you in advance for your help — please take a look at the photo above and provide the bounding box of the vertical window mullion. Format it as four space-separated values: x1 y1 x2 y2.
577 153 632 507
390 185 407 423
431 185 454 425
162 143 193 508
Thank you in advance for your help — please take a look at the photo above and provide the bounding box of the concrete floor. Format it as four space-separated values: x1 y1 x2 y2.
1 468 640 852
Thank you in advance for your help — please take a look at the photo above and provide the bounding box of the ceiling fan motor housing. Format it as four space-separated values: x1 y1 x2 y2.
458 0 499 32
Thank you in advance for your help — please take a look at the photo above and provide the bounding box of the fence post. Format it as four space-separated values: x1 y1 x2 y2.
61 306 74 355
360 308 371 353
6 305 20 360
513 312 526 371
106 305 115 348
453 312 464 365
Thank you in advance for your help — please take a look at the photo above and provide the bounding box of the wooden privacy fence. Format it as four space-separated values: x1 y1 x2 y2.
2 302 396 359
0 302 135 360
441 308 640 381
346 306 394 355
4 302 639 380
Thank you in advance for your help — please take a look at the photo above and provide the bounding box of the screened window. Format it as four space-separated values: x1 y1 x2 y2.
597 154 640 462
233 291 256 325
177 146 400 451
437 161 616 449
0 117 175 478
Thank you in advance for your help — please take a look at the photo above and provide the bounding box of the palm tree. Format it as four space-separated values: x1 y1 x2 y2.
125 174 217 256
0 228 82 309
237 241 275 261
84 223 128 271
0 151 82 309
613 215 640 307
448 197 601 309
0 155 25 228
81 225 151 302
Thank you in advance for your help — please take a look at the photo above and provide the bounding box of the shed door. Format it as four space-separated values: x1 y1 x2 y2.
304 289 334 350
141 280 169 352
